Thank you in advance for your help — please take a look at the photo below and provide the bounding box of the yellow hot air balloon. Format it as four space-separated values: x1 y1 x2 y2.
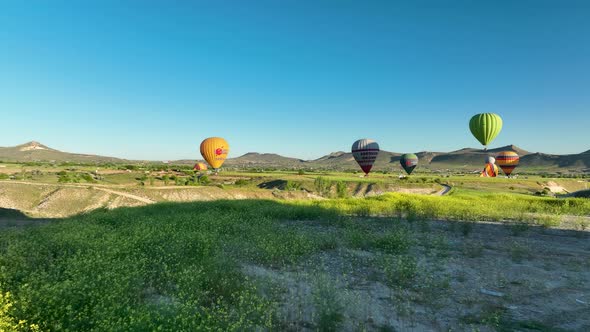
200 137 229 170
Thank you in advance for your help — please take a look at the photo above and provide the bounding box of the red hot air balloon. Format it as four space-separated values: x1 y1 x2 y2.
352 139 380 175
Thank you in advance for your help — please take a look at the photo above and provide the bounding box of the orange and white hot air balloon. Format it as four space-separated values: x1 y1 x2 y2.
193 162 208 171
496 151 519 176
200 137 229 170
480 162 499 177
352 139 379 176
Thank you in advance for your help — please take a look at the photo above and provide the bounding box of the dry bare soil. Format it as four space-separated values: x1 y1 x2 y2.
244 218 590 331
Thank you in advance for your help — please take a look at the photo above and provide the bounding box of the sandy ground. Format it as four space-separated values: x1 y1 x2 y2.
546 181 569 194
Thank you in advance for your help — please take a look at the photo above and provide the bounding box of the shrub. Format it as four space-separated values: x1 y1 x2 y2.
58 173 79 183
174 177 186 186
335 181 348 198
199 175 211 185
314 177 332 197
285 181 301 191
312 274 344 331
373 228 413 254
381 255 418 287
80 173 97 183
234 179 250 186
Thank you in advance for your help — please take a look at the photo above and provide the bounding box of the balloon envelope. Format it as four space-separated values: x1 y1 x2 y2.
193 162 208 171
200 137 230 169
486 156 496 164
469 113 503 147
496 151 519 176
352 139 379 175
400 153 419 175
480 162 499 177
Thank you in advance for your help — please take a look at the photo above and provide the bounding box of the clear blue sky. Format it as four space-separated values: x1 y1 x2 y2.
1 1 589 160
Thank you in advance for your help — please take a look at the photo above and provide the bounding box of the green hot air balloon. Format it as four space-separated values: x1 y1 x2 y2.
469 113 503 149
400 153 419 175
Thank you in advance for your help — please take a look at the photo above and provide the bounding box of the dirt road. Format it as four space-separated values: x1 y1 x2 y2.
438 184 452 195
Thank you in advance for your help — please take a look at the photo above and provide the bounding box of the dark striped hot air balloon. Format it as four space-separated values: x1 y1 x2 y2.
352 139 379 176
469 113 503 150
400 153 418 175
496 151 519 176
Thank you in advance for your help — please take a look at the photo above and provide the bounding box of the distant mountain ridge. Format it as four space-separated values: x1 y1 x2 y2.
0 141 128 164
0 141 588 172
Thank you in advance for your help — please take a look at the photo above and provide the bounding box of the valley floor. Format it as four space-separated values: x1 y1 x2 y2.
0 180 437 218
1 173 589 331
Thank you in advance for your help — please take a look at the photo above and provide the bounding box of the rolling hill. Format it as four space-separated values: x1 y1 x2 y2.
0 141 128 164
225 152 306 168
1 141 588 172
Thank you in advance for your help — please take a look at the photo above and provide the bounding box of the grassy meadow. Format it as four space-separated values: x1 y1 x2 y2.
1 190 589 330
1 162 589 330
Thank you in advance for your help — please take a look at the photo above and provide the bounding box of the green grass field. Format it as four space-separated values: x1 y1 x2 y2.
1 163 589 330
1 191 589 331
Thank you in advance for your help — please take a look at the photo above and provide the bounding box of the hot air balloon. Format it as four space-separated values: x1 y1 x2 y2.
193 162 208 171
485 156 496 165
400 153 418 175
200 137 229 171
469 113 503 150
480 162 499 177
352 139 379 176
496 151 519 176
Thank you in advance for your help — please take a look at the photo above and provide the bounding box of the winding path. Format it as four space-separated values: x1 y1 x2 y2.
1 180 154 204
437 184 452 196
93 187 154 204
